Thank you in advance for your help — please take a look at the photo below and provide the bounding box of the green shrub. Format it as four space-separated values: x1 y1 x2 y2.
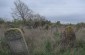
0 39 11 55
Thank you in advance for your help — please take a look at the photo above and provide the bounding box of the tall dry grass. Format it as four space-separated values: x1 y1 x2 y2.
0 25 85 55
23 27 57 55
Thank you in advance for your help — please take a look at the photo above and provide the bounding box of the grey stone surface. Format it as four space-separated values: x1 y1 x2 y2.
5 28 29 55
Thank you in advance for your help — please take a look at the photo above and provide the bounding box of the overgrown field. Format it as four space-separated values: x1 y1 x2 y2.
0 26 85 55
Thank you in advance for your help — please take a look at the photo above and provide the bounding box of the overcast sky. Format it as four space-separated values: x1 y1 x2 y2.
0 0 85 23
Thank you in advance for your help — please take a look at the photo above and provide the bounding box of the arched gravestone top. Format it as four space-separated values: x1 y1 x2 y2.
5 28 24 41
5 28 29 55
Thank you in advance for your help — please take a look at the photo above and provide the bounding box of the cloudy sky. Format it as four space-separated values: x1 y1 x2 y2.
0 0 85 23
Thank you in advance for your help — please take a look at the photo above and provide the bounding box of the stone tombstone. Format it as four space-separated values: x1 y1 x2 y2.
76 28 85 41
5 28 29 55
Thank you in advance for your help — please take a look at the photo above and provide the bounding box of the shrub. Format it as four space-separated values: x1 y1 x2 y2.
0 18 5 24
0 38 11 55
61 26 76 50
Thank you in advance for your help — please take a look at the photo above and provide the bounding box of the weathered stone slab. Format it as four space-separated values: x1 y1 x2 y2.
5 28 29 55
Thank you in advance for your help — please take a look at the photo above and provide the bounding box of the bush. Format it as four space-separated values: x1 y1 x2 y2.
0 38 11 55
61 26 76 48
0 18 5 24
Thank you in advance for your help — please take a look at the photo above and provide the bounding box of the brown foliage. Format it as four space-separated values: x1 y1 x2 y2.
61 26 76 49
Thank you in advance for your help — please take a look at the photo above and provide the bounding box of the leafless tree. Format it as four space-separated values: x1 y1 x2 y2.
12 0 33 24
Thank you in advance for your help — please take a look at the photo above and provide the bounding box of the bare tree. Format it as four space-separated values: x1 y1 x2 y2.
12 0 33 24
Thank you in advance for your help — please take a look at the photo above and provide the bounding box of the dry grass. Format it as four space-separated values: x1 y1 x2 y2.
0 26 85 55
23 28 56 54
